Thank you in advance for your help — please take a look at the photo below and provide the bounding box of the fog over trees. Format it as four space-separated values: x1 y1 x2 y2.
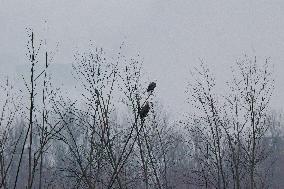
0 31 283 189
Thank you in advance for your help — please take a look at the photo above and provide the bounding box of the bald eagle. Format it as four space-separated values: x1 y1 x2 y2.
147 82 156 93
139 102 150 119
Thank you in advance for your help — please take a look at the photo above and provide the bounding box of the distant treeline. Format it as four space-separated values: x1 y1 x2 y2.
0 32 283 189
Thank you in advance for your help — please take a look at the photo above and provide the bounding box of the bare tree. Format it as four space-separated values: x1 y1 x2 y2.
0 77 22 189
186 55 274 189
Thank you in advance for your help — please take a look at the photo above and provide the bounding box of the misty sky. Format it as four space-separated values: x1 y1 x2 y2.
0 0 284 116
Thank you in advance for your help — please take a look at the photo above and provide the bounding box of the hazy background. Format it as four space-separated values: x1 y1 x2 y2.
1 0 284 117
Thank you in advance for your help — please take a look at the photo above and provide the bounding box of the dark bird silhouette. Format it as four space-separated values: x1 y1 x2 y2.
139 102 150 119
147 82 156 93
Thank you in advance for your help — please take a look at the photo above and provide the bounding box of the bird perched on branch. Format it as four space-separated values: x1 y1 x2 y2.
147 82 156 93
139 102 150 119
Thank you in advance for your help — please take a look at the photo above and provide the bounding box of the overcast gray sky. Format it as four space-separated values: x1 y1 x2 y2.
0 0 284 116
